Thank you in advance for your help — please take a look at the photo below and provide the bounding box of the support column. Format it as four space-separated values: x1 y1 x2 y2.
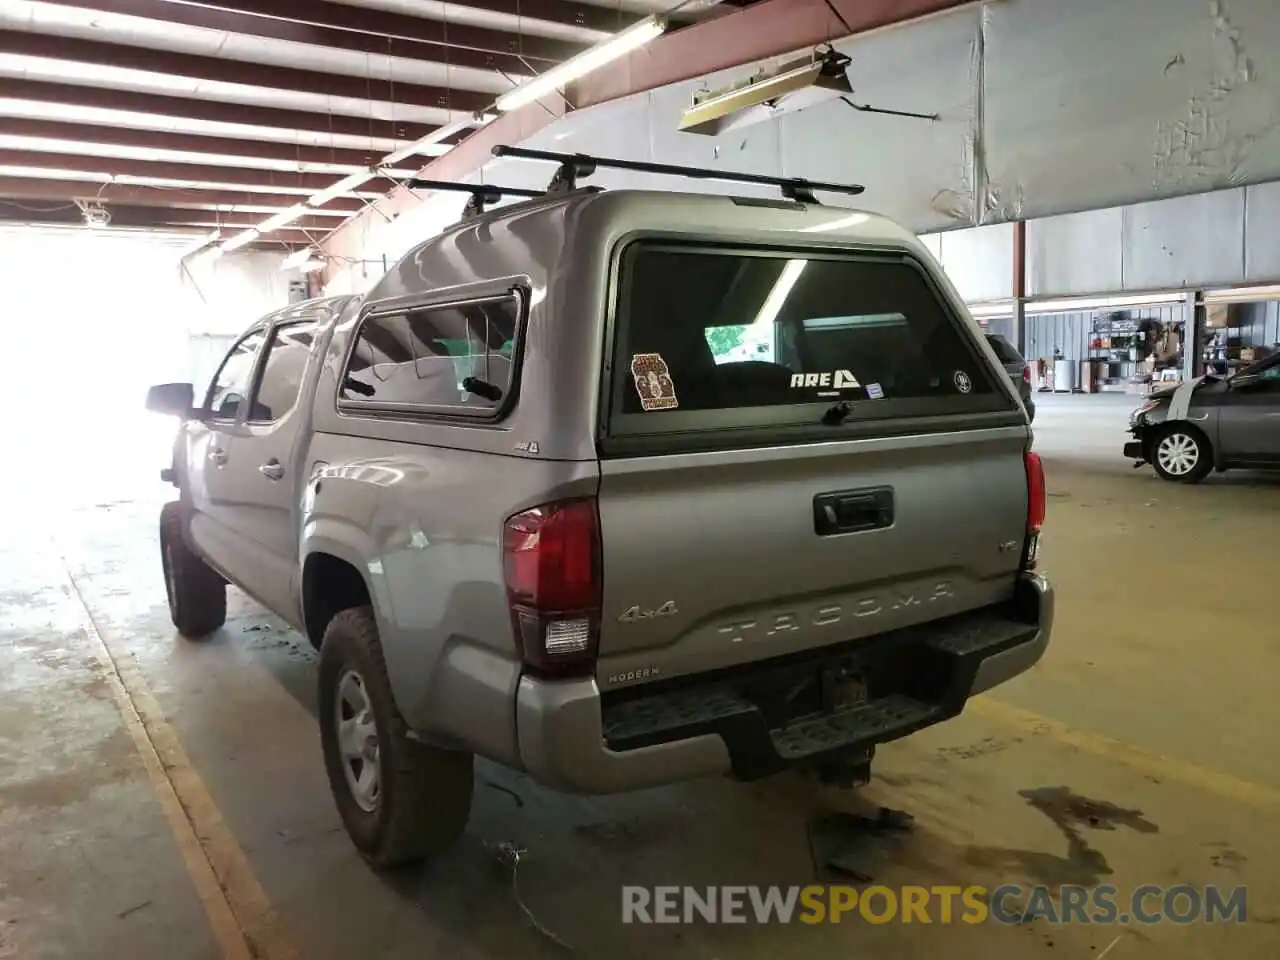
1182 290 1201 380
1012 220 1027 353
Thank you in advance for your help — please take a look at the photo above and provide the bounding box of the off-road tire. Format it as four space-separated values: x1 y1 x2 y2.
1150 423 1213 484
159 501 227 638
318 606 473 868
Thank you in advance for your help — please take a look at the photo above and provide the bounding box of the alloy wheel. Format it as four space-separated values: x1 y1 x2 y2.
336 669 381 813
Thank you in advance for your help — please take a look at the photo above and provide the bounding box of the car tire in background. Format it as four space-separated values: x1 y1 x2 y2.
318 605 473 869
159 501 227 638
1150 424 1213 484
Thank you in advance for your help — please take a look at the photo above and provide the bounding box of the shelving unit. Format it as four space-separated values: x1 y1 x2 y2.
1087 313 1143 392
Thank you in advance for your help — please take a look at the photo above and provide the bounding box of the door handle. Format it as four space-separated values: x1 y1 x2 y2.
210 448 228 466
813 487 895 535
259 460 285 481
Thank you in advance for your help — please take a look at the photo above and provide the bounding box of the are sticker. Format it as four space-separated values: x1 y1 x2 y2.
631 353 679 411
953 370 972 394
865 382 885 400
790 369 861 390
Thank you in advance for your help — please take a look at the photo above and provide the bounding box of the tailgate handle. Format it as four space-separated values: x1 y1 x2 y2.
813 487 894 535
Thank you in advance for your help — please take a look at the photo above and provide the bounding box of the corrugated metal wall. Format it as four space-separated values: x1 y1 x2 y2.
1234 301 1280 349
1024 305 1186 366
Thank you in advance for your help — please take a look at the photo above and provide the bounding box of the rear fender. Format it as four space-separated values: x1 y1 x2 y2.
300 520 389 639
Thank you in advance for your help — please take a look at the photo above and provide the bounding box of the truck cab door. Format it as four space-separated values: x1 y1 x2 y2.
218 318 324 623
186 329 266 578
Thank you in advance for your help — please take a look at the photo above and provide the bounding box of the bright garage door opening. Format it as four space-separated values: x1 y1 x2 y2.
0 226 278 513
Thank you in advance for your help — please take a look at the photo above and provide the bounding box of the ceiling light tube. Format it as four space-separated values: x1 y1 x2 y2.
221 229 260 253
308 171 374 207
380 113 494 167
257 203 309 234
178 229 222 257
281 247 314 271
495 15 666 113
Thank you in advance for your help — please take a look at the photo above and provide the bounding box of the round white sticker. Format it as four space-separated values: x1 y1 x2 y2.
954 370 972 394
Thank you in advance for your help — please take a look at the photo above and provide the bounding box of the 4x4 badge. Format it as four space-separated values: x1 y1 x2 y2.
619 601 678 623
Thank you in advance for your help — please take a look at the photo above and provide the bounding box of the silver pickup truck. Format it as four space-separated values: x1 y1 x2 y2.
147 150 1052 868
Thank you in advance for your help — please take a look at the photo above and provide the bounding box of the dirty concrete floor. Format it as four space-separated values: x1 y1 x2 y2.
2 393 1278 959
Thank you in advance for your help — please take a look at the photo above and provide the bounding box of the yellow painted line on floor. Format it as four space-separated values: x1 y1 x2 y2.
59 563 298 960
970 695 1280 810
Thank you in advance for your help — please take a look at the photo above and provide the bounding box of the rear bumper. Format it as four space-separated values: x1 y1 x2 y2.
514 573 1053 794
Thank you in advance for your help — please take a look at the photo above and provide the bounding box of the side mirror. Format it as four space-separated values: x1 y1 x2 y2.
146 382 196 418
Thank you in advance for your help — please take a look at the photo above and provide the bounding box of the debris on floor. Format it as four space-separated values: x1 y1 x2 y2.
488 840 573 952
808 806 915 883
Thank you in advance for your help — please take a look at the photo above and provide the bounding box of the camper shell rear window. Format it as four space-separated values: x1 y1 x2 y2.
603 242 1017 450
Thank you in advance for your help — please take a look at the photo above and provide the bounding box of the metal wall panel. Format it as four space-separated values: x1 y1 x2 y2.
1121 189 1245 290
981 315 1015 344
937 221 1013 302
1027 207 1123 297
1244 182 1280 281
919 232 943 261
982 0 1280 222
1024 312 1090 367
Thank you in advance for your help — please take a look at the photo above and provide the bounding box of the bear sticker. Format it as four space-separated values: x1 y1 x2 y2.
630 353 679 411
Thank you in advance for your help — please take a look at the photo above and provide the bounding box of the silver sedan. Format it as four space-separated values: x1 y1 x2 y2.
1124 353 1280 482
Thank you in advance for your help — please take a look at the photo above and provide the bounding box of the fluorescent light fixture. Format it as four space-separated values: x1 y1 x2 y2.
281 247 315 271
257 203 308 234
1202 284 1280 304
179 229 222 255
495 15 666 113
800 211 871 233
1025 292 1185 315
299 259 325 274
308 171 374 207
220 229 260 252
753 259 807 327
967 300 1014 319
381 115 486 167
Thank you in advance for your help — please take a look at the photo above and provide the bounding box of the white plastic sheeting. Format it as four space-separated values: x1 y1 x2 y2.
982 0 1280 221
324 0 1280 300
329 0 1280 266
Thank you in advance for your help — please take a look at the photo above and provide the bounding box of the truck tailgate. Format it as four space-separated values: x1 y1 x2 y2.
595 428 1028 689
595 240 1031 692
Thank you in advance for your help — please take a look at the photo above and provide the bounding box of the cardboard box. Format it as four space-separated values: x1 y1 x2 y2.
1241 347 1258 364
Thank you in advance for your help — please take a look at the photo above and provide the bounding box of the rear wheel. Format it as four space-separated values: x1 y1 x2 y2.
318 606 473 868
159 501 226 638
1151 425 1212 483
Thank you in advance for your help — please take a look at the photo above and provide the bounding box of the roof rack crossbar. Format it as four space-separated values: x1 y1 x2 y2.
407 178 545 219
490 144 864 203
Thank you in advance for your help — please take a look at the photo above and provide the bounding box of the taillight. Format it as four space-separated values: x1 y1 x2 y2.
1023 451 1045 570
1022 364 1031 384
503 498 602 678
